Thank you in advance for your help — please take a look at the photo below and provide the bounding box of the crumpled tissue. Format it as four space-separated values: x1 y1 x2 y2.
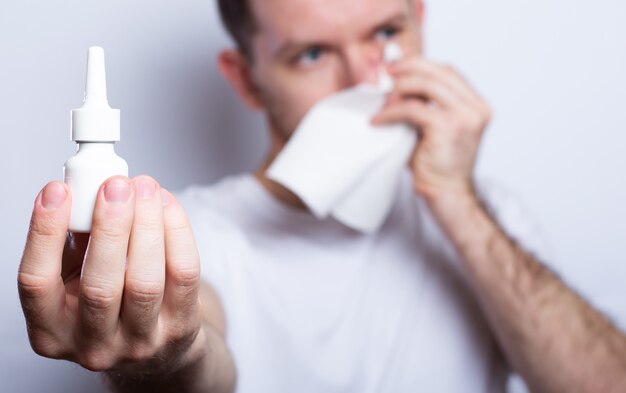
267 43 417 233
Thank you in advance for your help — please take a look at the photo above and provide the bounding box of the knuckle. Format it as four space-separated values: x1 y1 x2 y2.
170 264 200 289
17 271 53 300
164 321 199 349
81 283 118 311
80 350 116 372
125 279 163 306
124 341 158 364
29 332 66 359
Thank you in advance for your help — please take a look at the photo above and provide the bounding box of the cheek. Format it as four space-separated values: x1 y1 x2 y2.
262 65 345 132
286 79 336 126
400 28 423 56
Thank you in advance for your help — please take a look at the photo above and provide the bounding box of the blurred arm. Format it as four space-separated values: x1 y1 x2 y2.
427 190 626 393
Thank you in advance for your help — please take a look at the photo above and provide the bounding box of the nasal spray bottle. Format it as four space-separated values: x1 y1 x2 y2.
64 47 128 233
379 42 403 91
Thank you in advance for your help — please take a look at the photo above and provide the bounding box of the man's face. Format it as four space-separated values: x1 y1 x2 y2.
246 0 423 142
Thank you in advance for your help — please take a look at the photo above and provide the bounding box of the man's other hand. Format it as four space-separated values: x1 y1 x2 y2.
372 57 491 203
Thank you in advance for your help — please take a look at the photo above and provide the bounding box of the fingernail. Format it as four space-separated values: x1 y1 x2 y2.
135 177 157 200
161 188 172 207
105 179 131 203
41 182 67 210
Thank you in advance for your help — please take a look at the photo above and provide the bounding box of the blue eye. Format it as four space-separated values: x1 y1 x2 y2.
375 26 399 41
296 46 325 65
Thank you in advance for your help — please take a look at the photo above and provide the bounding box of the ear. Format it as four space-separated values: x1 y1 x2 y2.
217 50 263 110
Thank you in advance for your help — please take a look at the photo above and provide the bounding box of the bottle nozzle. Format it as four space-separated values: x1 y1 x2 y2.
84 47 108 104
383 42 403 64
71 46 121 142
378 43 404 92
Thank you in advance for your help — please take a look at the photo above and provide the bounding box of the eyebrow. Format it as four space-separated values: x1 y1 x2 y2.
273 11 410 61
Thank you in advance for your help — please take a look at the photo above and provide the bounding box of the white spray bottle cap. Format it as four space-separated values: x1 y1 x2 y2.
383 42 403 63
71 47 120 142
378 42 403 92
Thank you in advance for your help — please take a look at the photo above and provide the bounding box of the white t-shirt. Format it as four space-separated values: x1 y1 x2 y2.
178 170 548 393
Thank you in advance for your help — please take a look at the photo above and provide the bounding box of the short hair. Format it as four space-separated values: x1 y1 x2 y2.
217 0 257 59
217 0 417 60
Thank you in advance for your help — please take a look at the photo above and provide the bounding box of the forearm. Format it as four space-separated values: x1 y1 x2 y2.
104 323 236 393
426 189 626 393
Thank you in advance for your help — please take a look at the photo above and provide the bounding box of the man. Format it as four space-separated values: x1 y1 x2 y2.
17 0 626 392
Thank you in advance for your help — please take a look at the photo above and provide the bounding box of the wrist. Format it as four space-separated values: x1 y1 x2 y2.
103 326 210 393
416 178 478 217
420 181 497 260
105 324 208 382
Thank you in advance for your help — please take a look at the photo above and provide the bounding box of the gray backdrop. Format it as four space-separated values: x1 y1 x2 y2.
1 1 624 392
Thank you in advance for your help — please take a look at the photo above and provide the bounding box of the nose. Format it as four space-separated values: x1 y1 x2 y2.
340 44 384 88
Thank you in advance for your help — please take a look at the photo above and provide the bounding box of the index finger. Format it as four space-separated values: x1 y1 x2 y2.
18 182 71 345
389 57 483 105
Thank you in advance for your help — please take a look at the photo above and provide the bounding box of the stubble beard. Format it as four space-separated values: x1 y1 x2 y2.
257 87 297 153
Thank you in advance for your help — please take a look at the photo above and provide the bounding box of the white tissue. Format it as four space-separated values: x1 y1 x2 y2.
267 43 416 233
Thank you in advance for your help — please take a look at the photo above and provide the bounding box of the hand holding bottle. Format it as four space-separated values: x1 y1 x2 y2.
16 48 234 390
18 176 207 376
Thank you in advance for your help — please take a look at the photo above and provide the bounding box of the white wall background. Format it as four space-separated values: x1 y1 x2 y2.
0 1 624 392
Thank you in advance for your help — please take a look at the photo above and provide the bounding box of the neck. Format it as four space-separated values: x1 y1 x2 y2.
254 129 308 211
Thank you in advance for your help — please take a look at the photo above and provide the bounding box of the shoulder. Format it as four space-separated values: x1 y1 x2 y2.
176 174 247 215
175 174 255 287
176 173 259 228
175 173 254 256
